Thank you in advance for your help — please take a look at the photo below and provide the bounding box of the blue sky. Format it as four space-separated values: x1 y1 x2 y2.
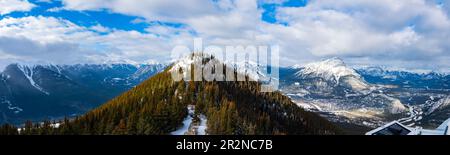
3 0 155 33
0 0 450 72
260 0 307 23
2 0 306 32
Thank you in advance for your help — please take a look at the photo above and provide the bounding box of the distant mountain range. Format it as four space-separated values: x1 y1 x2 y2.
1 56 449 134
0 63 165 124
0 54 342 135
356 66 450 89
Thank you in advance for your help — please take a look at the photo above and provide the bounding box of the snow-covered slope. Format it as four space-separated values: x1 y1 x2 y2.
171 105 195 135
283 57 407 115
170 105 208 135
170 54 205 79
170 53 269 81
0 63 166 125
356 66 445 76
224 60 273 81
293 57 371 93
16 65 50 95
357 66 450 89
131 64 166 81
296 57 361 83
426 96 450 115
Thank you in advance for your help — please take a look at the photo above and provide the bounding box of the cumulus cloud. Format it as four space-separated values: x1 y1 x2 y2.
272 0 450 68
0 36 85 64
0 0 35 15
89 24 111 33
56 0 274 61
54 0 450 69
60 0 219 21
0 16 97 69
1 0 449 71
0 16 192 69
59 0 263 41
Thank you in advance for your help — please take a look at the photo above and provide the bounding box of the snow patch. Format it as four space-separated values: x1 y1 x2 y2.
1 98 23 114
17 65 49 95
197 114 208 135
171 105 195 135
170 105 208 135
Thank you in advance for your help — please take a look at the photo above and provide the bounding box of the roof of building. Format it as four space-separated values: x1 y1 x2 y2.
366 118 450 135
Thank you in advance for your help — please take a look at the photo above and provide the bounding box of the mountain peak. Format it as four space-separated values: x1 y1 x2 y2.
320 57 346 67
297 57 360 82
290 64 303 69
170 53 269 81
170 53 209 72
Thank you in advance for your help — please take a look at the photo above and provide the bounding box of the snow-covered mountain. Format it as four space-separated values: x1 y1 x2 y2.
16 65 50 95
280 58 407 117
4 55 341 135
0 63 166 125
426 96 450 115
421 95 450 128
277 57 450 129
295 57 371 93
283 57 373 97
169 56 448 128
297 57 360 83
170 53 271 82
357 66 450 89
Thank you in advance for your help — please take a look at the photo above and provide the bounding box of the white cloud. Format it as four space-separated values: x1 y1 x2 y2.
35 0 52 3
0 0 35 15
89 24 111 33
0 16 192 69
0 16 92 44
60 0 219 21
258 0 287 4
271 0 450 68
1 0 450 71
46 7 63 12
54 0 450 69
59 0 262 41
0 16 96 68
57 0 273 59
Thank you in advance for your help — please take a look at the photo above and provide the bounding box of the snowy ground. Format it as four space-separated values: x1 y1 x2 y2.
196 115 207 135
170 105 208 135
170 105 195 135
397 105 422 127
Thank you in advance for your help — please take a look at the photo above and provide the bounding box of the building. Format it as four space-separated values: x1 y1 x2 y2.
366 118 450 135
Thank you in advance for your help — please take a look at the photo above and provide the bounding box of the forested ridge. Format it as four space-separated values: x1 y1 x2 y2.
0 55 342 135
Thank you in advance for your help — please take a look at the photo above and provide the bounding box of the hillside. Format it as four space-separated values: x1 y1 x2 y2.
1 54 342 135
0 63 165 125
